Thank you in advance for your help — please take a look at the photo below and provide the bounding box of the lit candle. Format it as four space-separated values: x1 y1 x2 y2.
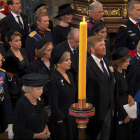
78 16 87 99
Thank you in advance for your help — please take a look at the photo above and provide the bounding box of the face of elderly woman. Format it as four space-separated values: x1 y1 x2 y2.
9 36 22 49
44 43 53 59
30 86 43 99
61 14 73 23
58 55 71 70
95 27 107 40
119 58 130 70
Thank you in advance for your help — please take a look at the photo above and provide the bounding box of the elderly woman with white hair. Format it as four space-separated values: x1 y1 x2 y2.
13 73 50 140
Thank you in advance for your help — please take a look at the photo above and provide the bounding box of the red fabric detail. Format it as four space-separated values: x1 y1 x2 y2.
0 2 9 14
128 50 137 57
34 56 37 60
135 23 139 26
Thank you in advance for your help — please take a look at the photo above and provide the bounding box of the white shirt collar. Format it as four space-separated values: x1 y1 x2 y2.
68 40 74 53
11 11 20 18
91 54 103 64
129 17 138 24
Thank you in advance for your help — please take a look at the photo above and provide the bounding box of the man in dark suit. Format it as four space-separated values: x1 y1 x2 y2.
126 41 140 140
86 36 115 140
115 0 140 57
55 28 79 81
25 12 52 62
0 0 29 50
87 1 104 37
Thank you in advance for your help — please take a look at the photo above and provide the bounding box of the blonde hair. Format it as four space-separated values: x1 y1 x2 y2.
35 42 52 58
57 51 70 64
36 6 49 12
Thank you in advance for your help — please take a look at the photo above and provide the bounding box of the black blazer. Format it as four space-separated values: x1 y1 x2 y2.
56 40 78 80
86 56 115 139
115 19 140 50
1 13 29 49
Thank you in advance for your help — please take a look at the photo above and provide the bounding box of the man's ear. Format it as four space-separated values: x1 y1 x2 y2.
9 4 13 10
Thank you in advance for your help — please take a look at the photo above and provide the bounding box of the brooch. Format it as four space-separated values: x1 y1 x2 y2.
130 33 136 36
61 79 64 85
109 66 114 72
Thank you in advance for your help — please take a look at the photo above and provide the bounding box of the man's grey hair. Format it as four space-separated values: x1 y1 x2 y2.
127 0 140 12
90 1 103 13
67 28 79 39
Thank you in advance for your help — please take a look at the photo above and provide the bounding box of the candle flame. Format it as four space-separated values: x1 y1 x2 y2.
83 16 85 22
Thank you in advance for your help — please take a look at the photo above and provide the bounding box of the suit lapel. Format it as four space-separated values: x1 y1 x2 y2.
9 13 23 30
65 41 77 72
89 56 109 88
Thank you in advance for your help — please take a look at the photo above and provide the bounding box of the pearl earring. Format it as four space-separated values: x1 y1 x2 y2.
58 64 60 66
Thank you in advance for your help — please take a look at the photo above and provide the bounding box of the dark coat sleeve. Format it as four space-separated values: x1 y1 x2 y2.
1 78 13 126
115 26 128 49
25 36 36 62
13 101 34 139
49 78 65 122
126 64 137 97
114 77 128 121
53 26 61 47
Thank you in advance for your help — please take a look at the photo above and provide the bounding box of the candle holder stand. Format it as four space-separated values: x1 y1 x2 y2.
69 99 95 140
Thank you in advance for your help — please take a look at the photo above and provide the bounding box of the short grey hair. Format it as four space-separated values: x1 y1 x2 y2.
90 1 103 12
127 0 140 12
22 86 32 93
67 28 79 39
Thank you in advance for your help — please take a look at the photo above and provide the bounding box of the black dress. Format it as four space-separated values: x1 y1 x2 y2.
53 23 74 47
114 70 132 140
28 58 54 106
48 69 78 140
13 95 48 140
5 48 29 78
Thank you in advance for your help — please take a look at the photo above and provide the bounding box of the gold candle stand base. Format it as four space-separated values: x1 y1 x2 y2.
69 99 95 140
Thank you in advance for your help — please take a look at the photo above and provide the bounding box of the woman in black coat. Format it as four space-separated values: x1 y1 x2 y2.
28 38 54 106
13 73 50 140
5 30 29 78
53 3 75 47
111 47 135 140
49 46 77 140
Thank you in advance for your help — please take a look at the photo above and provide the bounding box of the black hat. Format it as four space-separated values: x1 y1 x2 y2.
2 56 20 73
55 3 75 18
112 47 129 61
35 3 48 12
22 73 49 87
7 30 15 41
91 22 105 34
51 46 67 64
36 38 52 50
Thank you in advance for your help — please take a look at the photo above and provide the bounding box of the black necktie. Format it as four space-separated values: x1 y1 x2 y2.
100 60 109 77
17 16 23 28
73 49 77 56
